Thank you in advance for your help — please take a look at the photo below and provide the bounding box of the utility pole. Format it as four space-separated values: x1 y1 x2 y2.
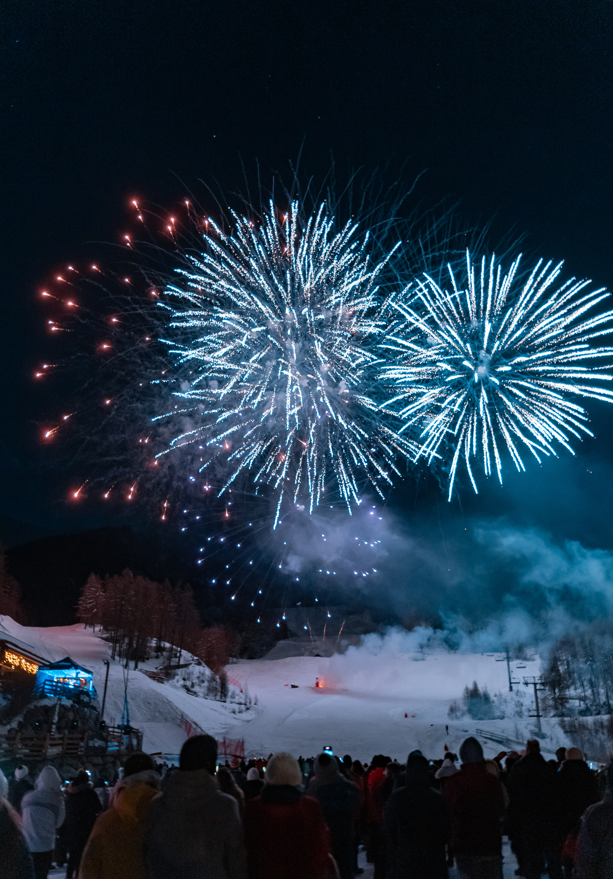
496 648 519 692
100 659 110 722
524 676 546 736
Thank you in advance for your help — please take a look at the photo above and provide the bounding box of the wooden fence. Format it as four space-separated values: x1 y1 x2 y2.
0 725 143 759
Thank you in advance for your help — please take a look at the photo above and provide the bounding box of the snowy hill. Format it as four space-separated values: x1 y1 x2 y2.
0 616 575 761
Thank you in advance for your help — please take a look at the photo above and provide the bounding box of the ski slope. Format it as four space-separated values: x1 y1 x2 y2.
0 616 570 761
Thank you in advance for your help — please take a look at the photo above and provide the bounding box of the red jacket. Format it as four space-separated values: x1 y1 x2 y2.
367 767 387 825
244 786 332 879
445 764 505 857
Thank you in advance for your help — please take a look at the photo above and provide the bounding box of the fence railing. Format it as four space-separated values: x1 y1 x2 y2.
0 725 143 758
34 679 98 705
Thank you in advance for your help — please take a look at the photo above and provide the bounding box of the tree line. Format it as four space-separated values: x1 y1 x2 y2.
541 623 613 717
77 569 237 673
0 552 26 623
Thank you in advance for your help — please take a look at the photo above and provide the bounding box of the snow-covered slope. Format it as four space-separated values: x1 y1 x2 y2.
0 616 570 761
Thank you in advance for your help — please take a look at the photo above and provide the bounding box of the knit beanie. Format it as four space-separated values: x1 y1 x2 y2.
265 753 302 786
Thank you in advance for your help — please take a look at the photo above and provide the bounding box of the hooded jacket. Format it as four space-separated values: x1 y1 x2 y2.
79 770 160 879
308 757 360 879
385 762 449 879
445 763 505 857
21 766 65 853
144 768 247 879
63 780 102 850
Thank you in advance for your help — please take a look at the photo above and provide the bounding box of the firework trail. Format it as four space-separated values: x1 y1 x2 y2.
153 200 417 526
381 251 613 499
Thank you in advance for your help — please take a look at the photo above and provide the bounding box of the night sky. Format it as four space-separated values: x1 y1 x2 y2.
2 1 613 571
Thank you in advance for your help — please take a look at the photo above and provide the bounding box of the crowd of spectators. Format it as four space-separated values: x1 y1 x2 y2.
0 735 611 879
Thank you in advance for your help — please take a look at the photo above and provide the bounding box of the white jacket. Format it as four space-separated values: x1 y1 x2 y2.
21 767 65 852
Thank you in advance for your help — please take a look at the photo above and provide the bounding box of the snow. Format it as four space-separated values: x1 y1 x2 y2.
0 616 571 761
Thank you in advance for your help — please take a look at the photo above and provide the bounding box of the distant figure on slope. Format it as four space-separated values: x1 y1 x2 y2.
21 766 65 879
245 752 332 879
144 734 247 879
80 751 161 879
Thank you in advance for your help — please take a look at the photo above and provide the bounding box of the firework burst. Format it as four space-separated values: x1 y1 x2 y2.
154 200 417 525
382 251 613 498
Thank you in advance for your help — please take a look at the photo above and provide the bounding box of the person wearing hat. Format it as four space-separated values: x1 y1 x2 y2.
80 752 161 879
8 766 33 814
385 751 449 879
555 748 599 875
244 752 332 879
144 734 246 879
308 753 360 879
62 770 102 879
507 740 559 879
244 767 264 800
445 737 505 879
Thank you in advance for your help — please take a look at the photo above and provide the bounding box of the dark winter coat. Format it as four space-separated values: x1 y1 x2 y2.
507 752 557 831
368 767 388 825
144 767 247 879
309 766 361 879
243 779 264 800
576 789 613 879
385 768 449 879
0 802 34 879
244 785 332 879
556 761 599 837
63 782 102 851
445 763 505 857
8 778 33 814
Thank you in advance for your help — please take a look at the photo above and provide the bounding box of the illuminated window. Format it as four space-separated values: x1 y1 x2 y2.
4 650 39 675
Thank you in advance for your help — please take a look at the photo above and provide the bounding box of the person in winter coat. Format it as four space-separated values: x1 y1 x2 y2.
144 734 247 879
217 767 245 818
444 737 505 879
507 740 559 879
62 770 102 878
555 749 599 876
21 766 65 879
308 753 361 879
385 752 449 879
243 767 264 800
576 762 613 879
79 754 161 879
244 751 333 879
366 754 390 872
435 755 458 783
0 768 34 879
9 766 34 814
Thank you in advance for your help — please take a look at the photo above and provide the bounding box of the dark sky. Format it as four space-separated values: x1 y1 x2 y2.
2 0 613 553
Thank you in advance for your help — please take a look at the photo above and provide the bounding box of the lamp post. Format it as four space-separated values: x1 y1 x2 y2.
100 659 110 722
